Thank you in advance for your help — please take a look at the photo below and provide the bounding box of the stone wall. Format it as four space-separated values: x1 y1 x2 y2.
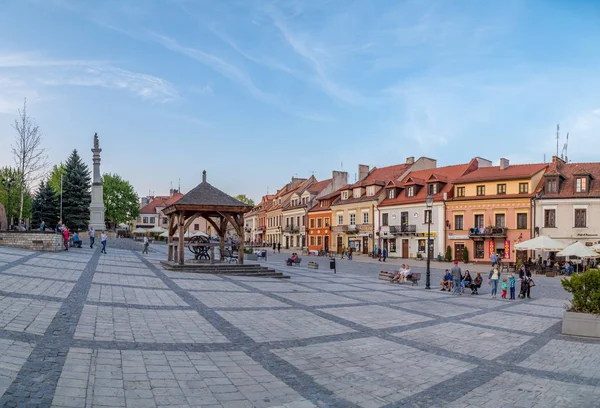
0 232 63 252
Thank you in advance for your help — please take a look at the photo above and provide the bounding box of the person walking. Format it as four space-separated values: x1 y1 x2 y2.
89 226 95 249
272 242 276 253
491 252 498 267
451 260 462 296
100 231 107 254
56 220 62 233
277 243 281 254
488 265 501 299
341 246 346 259
142 236 149 254
382 248 387 262
39 220 45 232
518 265 532 299
62 226 70 251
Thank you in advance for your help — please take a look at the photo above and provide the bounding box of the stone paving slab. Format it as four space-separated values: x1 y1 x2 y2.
397 300 479 317
461 311 560 334
244 282 317 293
162 271 224 280
52 348 314 408
0 339 34 397
172 279 248 292
0 296 62 335
436 294 504 309
0 253 25 263
318 305 432 329
502 303 566 318
87 285 188 307
518 339 600 379
274 337 476 408
437 371 600 408
300 283 366 292
336 290 413 304
25 257 88 270
393 322 533 360
75 305 229 343
94 264 156 276
217 309 355 342
92 273 168 289
189 291 291 309
275 292 364 307
0 275 75 298
529 297 571 308
2 264 83 281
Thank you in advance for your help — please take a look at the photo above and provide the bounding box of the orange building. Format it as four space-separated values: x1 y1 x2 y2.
446 159 548 263
307 191 339 253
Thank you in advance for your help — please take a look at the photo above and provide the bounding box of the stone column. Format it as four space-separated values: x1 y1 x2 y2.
89 133 106 231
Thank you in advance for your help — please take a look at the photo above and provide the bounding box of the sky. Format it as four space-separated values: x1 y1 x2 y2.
1 0 599 202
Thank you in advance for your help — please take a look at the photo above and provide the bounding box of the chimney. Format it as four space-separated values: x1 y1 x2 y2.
499 158 509 170
358 164 369 181
169 189 174 197
552 156 566 168
406 156 415 165
332 171 348 190
202 170 207 183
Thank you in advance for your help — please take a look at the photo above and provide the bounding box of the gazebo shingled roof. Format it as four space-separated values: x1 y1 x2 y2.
162 171 253 265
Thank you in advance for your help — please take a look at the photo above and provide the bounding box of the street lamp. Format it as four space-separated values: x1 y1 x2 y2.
425 195 434 289
1 178 16 230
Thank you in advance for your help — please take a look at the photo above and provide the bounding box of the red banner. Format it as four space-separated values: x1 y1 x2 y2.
488 240 495 257
504 240 510 259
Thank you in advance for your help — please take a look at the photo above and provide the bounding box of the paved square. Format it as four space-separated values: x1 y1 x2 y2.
244 282 317 292
2 264 83 281
0 339 34 397
87 285 188 306
75 305 228 343
25 257 89 270
190 291 291 308
275 292 364 307
502 303 566 318
397 300 478 317
0 296 62 334
217 309 354 342
92 273 168 289
95 264 156 276
337 290 412 304
393 322 533 360
274 337 475 407
461 311 560 334
0 275 74 298
518 340 600 379
318 305 432 329
172 279 248 292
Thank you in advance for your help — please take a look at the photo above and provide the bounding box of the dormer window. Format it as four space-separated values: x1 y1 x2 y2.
367 186 375 196
428 183 438 195
575 177 588 193
353 188 361 198
387 189 395 199
341 191 348 200
406 186 415 197
456 187 465 197
546 178 558 193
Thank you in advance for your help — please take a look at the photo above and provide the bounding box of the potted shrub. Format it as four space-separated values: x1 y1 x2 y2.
244 248 258 261
462 247 469 264
445 246 452 262
561 269 600 338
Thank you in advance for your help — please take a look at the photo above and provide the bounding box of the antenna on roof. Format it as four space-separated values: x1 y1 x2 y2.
354 173 357 182
555 124 560 157
178 178 181 192
341 161 344 171
309 170 316 176
266 186 269 195
561 132 569 162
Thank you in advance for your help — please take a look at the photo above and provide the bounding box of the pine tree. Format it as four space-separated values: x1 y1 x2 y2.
62 150 91 231
31 180 59 230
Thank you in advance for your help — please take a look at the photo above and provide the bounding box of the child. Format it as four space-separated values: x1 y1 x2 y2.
501 278 508 299
509 273 516 300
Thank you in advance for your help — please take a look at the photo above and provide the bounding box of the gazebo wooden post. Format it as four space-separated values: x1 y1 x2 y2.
237 214 245 264
167 214 174 262
178 213 185 265
219 217 227 262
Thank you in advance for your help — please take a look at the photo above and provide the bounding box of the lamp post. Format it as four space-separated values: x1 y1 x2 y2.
1 178 16 230
425 195 434 289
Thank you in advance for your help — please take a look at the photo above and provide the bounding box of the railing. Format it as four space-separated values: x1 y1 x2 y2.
389 225 417 234
284 225 300 233
348 225 358 232
359 223 372 232
257 226 266 232
469 226 507 238
331 225 348 233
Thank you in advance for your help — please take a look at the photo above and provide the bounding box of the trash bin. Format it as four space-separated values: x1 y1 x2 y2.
329 258 336 273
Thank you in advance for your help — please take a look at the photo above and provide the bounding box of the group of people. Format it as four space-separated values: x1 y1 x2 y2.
50 220 107 254
439 261 533 299
340 246 354 260
373 246 388 262
389 264 412 283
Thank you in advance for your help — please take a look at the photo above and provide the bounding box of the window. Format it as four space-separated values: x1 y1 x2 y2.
324 218 330 227
150 217 155 223
474 214 484 229
317 218 322 228
353 188 361 198
406 186 415 197
546 178 558 193
495 214 505 228
143 217 148 223
341 191 348 200
317 236 322 246
310 236 315 246
389 240 396 253
424 210 432 223
349 213 356 225
338 214 343 225
517 213 528 229
162 217 167 224
456 187 465 197
363 212 369 224
475 241 484 259
476 185 485 196
310 219 315 228
286 218 290 226
428 183 438 195
519 183 529 194
454 215 464 230
302 216 305 226
576 177 588 193
544 209 556 227
418 239 426 252
382 213 389 226
387 189 395 199
367 186 375 196
575 209 587 228
296 216 300 226
194 224 199 231
497 184 506 195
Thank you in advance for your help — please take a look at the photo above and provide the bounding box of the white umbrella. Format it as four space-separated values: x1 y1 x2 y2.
514 235 565 251
193 232 209 238
148 226 166 234
132 228 148 234
159 231 169 238
557 242 599 258
592 244 600 253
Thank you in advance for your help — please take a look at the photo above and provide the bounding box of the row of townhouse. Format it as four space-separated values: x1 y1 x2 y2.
246 155 600 263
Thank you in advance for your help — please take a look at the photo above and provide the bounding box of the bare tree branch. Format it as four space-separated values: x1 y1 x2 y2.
11 98 48 225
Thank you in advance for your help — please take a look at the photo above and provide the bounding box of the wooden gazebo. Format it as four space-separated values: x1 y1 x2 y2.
162 171 252 265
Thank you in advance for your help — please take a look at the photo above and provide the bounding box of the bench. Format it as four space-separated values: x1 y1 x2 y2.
288 257 301 266
221 248 238 263
378 270 421 286
378 270 395 280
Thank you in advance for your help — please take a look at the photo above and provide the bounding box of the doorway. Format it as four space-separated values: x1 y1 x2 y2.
454 243 465 261
402 239 409 258
324 236 330 252
285 236 289 249
337 236 343 253
362 236 369 254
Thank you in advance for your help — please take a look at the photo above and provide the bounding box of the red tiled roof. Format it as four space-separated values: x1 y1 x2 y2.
379 163 471 207
140 193 184 214
455 163 547 183
164 193 183 206
307 179 331 194
541 162 600 198
349 163 410 188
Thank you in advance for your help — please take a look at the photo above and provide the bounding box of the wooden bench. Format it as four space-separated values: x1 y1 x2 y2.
378 270 395 281
222 248 238 263
288 257 301 266
378 271 421 286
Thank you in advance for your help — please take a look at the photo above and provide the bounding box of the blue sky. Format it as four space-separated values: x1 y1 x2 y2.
1 0 599 202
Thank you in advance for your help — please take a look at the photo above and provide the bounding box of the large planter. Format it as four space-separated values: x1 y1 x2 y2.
308 261 319 270
562 311 600 338
244 253 258 261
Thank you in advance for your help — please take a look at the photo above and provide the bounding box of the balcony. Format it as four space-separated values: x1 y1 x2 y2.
348 224 359 234
389 225 417 235
469 226 507 238
331 225 348 233
283 225 300 234
359 223 373 232
257 226 266 232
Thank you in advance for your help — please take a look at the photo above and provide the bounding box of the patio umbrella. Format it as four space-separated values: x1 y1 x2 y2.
159 231 169 238
557 242 598 258
192 232 209 238
132 228 148 234
148 226 166 234
592 244 600 253
514 235 565 251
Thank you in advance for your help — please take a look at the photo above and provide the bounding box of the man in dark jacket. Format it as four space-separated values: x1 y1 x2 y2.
519 265 532 299
451 260 462 295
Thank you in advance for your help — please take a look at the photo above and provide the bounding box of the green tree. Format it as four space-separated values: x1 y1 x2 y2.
31 179 59 230
0 167 32 227
48 163 66 195
235 194 255 206
445 246 452 262
62 150 91 231
102 173 139 229
462 246 469 264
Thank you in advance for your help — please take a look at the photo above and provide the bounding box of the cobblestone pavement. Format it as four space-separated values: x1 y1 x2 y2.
0 243 598 407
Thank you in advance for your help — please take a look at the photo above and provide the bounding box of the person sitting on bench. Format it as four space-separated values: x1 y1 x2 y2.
72 231 82 248
390 264 407 282
286 253 298 266
469 272 483 294
440 270 453 291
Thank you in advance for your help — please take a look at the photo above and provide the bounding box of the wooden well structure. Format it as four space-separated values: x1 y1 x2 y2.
162 171 252 265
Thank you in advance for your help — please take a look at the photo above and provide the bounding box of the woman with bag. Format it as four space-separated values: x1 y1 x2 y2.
519 265 533 299
488 265 501 299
